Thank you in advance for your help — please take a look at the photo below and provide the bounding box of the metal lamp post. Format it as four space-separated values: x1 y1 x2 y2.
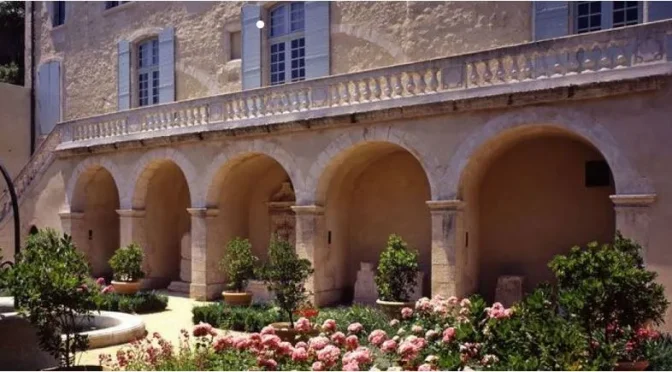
0 161 20 267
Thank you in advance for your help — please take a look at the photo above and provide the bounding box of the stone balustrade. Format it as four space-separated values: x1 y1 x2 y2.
56 20 672 149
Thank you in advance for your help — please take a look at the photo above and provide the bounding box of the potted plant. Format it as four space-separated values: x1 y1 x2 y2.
8 229 100 370
549 232 669 370
108 243 145 295
374 234 419 319
259 237 316 342
219 237 258 306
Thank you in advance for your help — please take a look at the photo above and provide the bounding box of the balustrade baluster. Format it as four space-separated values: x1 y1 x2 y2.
341 82 350 104
405 72 416 95
495 58 506 82
299 89 309 110
427 69 439 92
522 54 533 80
393 73 403 96
382 75 392 98
469 61 480 86
510 55 520 81
552 50 566 77
482 61 493 83
417 71 427 93
371 77 381 99
361 79 371 101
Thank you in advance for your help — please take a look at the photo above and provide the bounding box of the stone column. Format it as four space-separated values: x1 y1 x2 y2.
59 211 88 258
116 209 149 276
426 200 467 298
189 207 221 300
610 194 656 261
292 205 333 306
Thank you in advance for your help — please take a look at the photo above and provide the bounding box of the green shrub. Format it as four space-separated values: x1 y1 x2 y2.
316 305 394 338
645 333 672 370
549 233 669 362
192 302 282 332
95 291 168 314
375 234 419 302
259 237 313 327
8 229 94 369
220 237 258 292
109 243 145 282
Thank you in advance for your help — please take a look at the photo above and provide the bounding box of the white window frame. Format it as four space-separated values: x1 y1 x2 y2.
136 38 160 107
268 2 305 86
573 1 643 34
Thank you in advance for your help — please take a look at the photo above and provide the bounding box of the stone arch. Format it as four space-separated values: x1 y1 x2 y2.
305 126 440 205
126 148 198 209
201 140 303 208
66 157 123 212
442 107 653 200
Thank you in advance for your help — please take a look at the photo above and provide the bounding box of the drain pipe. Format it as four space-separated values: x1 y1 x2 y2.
0 162 20 272
29 1 36 154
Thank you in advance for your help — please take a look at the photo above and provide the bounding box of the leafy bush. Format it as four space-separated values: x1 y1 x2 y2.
645 333 672 370
549 233 669 361
95 291 168 314
109 243 145 282
259 238 313 327
316 305 394 341
192 302 282 332
375 234 419 302
8 229 94 369
0 62 20 85
220 237 258 292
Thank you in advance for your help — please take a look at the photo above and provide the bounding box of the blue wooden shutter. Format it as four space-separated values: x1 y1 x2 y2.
242 4 262 90
117 40 130 110
158 27 175 103
37 61 61 135
648 1 672 22
533 2 569 40
304 1 330 79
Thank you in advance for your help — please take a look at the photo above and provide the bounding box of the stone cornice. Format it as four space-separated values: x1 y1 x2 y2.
291 205 325 215
186 208 220 217
58 211 85 219
116 209 146 218
426 200 465 211
610 194 657 207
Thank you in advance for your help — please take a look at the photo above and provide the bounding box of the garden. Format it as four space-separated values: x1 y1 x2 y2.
2 228 672 371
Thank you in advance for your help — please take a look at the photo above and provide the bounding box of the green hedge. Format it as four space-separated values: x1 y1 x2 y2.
96 291 168 314
192 303 282 332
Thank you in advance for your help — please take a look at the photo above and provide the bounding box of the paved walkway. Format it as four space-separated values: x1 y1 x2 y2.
78 291 217 366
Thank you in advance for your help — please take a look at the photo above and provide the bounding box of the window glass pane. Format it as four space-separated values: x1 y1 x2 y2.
270 5 286 37
613 1 640 28
290 2 305 32
290 37 305 82
152 71 159 104
270 42 286 85
576 1 602 33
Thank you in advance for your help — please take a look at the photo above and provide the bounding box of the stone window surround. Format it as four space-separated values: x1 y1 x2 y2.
222 20 242 65
102 1 136 16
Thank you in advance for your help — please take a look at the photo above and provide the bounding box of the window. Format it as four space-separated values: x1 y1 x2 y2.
613 1 639 27
105 1 130 10
53 1 66 27
230 31 241 60
268 2 305 85
576 1 602 33
137 39 159 107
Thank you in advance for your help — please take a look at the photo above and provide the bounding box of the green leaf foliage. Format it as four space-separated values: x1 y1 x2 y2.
7 228 94 368
259 237 313 328
192 303 282 332
109 243 145 282
374 234 419 302
220 237 258 292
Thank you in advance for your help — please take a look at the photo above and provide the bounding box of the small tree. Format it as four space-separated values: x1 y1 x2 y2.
8 228 95 368
260 237 313 328
375 234 419 302
109 243 145 282
549 232 669 360
220 237 258 292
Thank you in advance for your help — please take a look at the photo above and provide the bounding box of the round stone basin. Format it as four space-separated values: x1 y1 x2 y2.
0 298 146 370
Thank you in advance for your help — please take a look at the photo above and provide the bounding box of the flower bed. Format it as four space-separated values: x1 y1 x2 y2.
192 303 282 332
90 277 168 314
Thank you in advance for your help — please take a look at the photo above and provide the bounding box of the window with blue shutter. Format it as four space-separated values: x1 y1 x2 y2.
268 2 306 85
37 61 61 135
137 38 160 107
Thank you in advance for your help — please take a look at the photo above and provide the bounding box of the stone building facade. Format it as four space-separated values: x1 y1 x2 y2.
2 1 672 326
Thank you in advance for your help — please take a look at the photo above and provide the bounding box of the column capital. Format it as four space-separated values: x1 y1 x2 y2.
59 211 84 219
116 209 146 218
291 205 325 215
426 199 464 211
610 194 656 207
187 207 219 218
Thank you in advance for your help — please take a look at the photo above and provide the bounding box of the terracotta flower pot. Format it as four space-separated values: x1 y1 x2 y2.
111 280 140 295
376 299 415 319
614 360 649 371
270 322 319 344
222 291 253 306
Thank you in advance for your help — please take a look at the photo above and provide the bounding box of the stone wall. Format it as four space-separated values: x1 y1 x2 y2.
28 1 532 121
0 83 30 179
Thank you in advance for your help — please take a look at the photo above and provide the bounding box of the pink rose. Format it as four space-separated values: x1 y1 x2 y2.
345 335 359 350
331 331 346 346
295 317 312 333
257 357 277 370
213 335 234 352
192 322 216 337
347 322 364 334
460 298 471 308
389 319 400 327
262 334 282 349
322 319 337 333
308 336 330 351
401 307 413 319
442 327 456 343
398 341 420 362
415 297 432 313
381 339 397 353
311 362 325 371
96 277 106 286
316 344 341 367
292 347 308 362
343 361 360 371
295 341 308 350
101 285 115 294
367 329 388 346
425 330 439 340
261 325 276 335
412 325 424 334
418 363 433 371
278 341 293 356
447 296 459 306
